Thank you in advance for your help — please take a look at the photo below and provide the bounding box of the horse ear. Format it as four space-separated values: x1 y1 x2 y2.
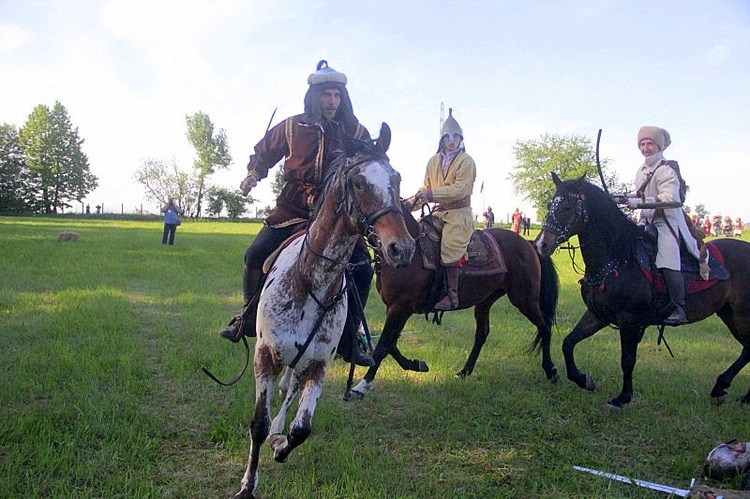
375 122 391 153
551 171 562 187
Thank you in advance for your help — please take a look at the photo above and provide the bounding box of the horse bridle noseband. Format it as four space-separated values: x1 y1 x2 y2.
542 191 589 247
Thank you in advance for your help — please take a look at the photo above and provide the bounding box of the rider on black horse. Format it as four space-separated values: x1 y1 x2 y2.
625 126 701 326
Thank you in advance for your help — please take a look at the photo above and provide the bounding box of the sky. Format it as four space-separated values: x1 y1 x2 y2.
1 0 749 223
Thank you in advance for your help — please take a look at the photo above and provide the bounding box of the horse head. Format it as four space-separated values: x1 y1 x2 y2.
324 123 415 268
536 173 641 258
535 173 590 257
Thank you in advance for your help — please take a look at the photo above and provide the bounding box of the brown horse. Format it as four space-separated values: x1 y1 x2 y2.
536 173 750 409
350 207 560 399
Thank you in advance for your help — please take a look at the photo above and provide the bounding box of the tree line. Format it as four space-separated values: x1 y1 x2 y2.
1 101 97 214
8 102 705 221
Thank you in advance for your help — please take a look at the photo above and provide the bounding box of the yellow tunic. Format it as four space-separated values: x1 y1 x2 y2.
413 149 476 264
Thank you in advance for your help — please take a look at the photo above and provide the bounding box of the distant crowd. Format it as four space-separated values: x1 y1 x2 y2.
693 215 743 237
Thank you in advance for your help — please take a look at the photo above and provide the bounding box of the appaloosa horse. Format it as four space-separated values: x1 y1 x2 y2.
350 206 560 400
233 125 415 498
536 173 750 409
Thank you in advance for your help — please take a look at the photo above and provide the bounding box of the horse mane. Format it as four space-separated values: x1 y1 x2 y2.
308 137 389 225
566 177 643 260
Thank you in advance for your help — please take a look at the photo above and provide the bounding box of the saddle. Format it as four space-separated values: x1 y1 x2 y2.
418 217 507 276
635 238 729 295
262 230 306 273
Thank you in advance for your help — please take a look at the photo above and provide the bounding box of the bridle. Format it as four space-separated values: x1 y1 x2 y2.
542 191 589 247
303 154 402 268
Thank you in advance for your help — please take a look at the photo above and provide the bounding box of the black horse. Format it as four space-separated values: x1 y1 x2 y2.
536 173 750 409
350 204 560 399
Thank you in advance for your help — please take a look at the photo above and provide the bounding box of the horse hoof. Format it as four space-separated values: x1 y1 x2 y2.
605 402 622 414
585 375 596 391
454 370 469 379
713 395 726 406
269 433 289 463
414 360 429 372
348 388 366 401
549 372 560 383
234 486 254 499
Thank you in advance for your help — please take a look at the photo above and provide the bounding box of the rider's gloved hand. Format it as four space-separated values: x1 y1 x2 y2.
415 189 433 202
240 172 259 196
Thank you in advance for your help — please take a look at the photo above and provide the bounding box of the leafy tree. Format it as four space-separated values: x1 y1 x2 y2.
19 102 98 213
271 164 285 198
134 157 196 215
0 124 32 213
206 186 253 218
185 111 231 217
693 203 708 218
509 133 625 220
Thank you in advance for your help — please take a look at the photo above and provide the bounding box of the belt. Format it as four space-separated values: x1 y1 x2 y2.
436 196 471 211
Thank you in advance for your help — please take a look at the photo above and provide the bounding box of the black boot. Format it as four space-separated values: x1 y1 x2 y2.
337 320 375 366
434 265 460 311
218 267 264 342
662 268 688 326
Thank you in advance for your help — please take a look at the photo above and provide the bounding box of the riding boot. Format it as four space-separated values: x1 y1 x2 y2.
218 267 265 342
337 311 375 367
434 265 460 311
662 268 688 326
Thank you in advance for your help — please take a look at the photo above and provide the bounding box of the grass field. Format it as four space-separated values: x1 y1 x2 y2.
2 216 750 498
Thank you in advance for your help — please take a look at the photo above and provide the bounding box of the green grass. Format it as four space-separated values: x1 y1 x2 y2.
2 216 750 497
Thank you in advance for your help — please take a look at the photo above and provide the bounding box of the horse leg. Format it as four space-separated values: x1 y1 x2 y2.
268 370 301 450
235 347 276 499
455 301 493 378
351 308 426 400
507 289 559 383
711 347 750 403
712 310 750 403
271 360 326 463
608 324 645 409
563 310 607 392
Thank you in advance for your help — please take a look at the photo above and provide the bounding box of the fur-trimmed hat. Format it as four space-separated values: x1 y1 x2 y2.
441 108 463 138
638 126 671 151
307 60 347 86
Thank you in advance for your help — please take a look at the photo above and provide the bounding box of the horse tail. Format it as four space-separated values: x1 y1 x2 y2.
529 244 559 353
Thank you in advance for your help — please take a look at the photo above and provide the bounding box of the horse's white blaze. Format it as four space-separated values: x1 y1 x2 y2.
363 161 395 202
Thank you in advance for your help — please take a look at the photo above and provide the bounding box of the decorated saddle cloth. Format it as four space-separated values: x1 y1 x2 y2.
418 219 506 276
636 240 729 294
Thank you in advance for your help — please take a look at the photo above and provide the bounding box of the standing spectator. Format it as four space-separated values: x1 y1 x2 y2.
161 198 183 245
511 208 522 233
482 206 495 229
702 215 711 236
734 217 743 237
522 215 531 236
711 216 721 237
722 216 732 236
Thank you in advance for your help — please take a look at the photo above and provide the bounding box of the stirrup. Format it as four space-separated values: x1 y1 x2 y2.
663 306 687 326
434 295 458 311
218 315 245 343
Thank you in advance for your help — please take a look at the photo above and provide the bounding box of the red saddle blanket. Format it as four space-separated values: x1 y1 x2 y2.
419 226 507 276
639 241 728 294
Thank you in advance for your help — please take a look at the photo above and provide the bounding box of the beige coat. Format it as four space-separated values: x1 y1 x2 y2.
412 149 476 264
633 154 700 270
